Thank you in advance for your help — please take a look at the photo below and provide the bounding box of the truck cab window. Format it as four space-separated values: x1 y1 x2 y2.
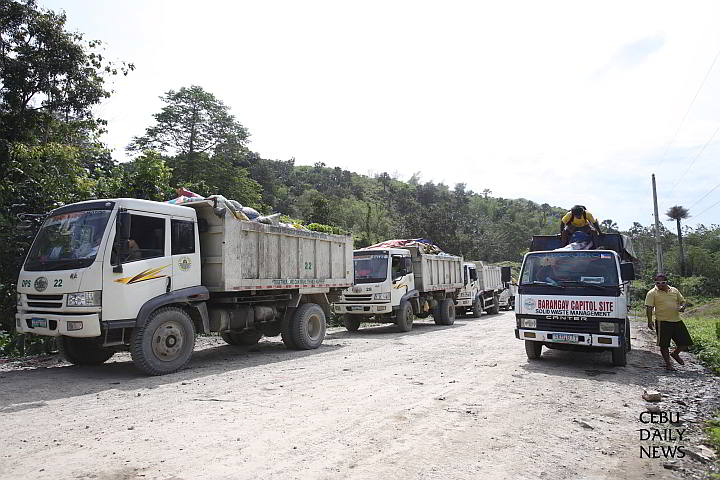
171 219 195 255
111 214 165 263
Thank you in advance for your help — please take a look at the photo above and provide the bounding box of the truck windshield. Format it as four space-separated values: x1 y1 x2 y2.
520 251 619 287
353 253 389 284
24 210 112 271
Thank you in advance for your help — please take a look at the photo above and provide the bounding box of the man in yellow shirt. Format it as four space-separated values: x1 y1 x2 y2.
645 273 691 371
560 205 602 246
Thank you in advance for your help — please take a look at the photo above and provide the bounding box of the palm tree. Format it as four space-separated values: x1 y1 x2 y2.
666 205 689 276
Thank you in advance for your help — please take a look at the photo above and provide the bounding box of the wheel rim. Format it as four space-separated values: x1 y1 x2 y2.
306 314 322 340
152 320 185 362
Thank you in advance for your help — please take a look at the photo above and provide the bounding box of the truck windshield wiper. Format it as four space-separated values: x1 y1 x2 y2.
523 281 565 289
558 281 614 290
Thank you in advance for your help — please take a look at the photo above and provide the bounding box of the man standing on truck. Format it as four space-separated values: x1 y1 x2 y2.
560 205 602 246
645 273 692 371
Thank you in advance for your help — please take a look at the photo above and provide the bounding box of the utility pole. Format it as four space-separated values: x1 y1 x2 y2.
652 174 663 273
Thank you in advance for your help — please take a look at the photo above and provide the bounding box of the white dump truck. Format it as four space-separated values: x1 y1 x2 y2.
455 261 505 317
15 198 353 375
332 245 463 331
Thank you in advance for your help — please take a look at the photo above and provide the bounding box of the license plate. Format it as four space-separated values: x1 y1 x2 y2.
30 318 47 328
349 306 364 311
553 333 578 343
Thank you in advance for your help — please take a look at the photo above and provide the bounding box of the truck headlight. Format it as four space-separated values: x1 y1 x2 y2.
373 292 390 300
520 318 537 328
67 291 102 307
599 322 617 333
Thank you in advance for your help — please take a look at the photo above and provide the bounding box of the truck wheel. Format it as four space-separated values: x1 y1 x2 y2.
434 299 456 325
471 300 483 318
281 308 297 349
487 293 500 315
396 301 414 332
509 296 515 311
57 336 114 365
611 346 627 366
342 315 361 332
290 303 326 350
131 306 196 375
525 340 542 360
221 330 263 346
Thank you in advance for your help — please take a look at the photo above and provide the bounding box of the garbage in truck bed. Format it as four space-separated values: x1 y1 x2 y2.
361 238 445 255
166 190 297 229
530 233 636 261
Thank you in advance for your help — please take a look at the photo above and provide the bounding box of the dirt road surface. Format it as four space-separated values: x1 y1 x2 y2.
1 311 717 480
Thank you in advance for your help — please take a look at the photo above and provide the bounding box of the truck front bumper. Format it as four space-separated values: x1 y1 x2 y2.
332 303 391 315
456 298 472 307
15 312 101 338
515 329 620 348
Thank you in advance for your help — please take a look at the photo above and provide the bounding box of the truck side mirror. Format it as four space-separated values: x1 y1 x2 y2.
620 262 635 281
117 211 131 240
501 266 512 283
113 211 131 273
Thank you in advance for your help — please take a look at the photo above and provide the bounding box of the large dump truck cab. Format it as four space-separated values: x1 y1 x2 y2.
514 233 636 366
333 244 463 332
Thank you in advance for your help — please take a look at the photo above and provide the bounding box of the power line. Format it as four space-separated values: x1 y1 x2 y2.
668 125 720 194
692 196 720 222
688 181 720 210
656 45 720 168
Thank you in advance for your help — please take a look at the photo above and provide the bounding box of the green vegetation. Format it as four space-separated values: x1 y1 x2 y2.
683 300 720 373
2 0 720 359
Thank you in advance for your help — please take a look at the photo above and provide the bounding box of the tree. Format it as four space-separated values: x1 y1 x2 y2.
128 85 249 157
0 0 133 146
601 219 619 233
666 205 690 276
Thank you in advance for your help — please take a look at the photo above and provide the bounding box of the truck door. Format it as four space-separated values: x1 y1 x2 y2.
391 255 412 305
170 217 201 291
102 211 171 321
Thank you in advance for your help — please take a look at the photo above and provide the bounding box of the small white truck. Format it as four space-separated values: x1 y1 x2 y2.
332 245 463 331
515 233 636 366
16 198 353 375
455 261 505 317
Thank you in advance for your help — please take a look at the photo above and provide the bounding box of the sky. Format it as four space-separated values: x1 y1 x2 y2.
40 0 720 230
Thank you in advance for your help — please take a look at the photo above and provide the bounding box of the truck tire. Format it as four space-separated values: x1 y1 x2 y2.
434 299 455 325
342 315 361 332
486 293 500 315
130 306 196 375
611 345 627 366
396 301 414 332
281 308 297 349
525 340 542 360
56 336 114 365
221 330 263 346
290 303 326 350
471 299 483 318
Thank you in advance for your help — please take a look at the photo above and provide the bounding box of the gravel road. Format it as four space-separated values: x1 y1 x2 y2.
1 311 717 480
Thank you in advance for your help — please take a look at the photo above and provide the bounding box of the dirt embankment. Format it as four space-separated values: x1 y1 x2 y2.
1 312 718 480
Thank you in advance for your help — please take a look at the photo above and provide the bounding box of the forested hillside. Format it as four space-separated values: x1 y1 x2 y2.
2 0 720 339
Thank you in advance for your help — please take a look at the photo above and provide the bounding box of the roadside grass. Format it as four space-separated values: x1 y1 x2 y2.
683 299 720 374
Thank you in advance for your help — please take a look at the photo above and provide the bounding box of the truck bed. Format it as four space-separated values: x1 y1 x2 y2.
188 201 353 292
406 246 463 292
470 261 503 291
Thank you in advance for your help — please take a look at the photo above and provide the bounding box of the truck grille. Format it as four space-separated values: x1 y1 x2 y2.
343 294 373 302
536 318 601 334
25 294 64 309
